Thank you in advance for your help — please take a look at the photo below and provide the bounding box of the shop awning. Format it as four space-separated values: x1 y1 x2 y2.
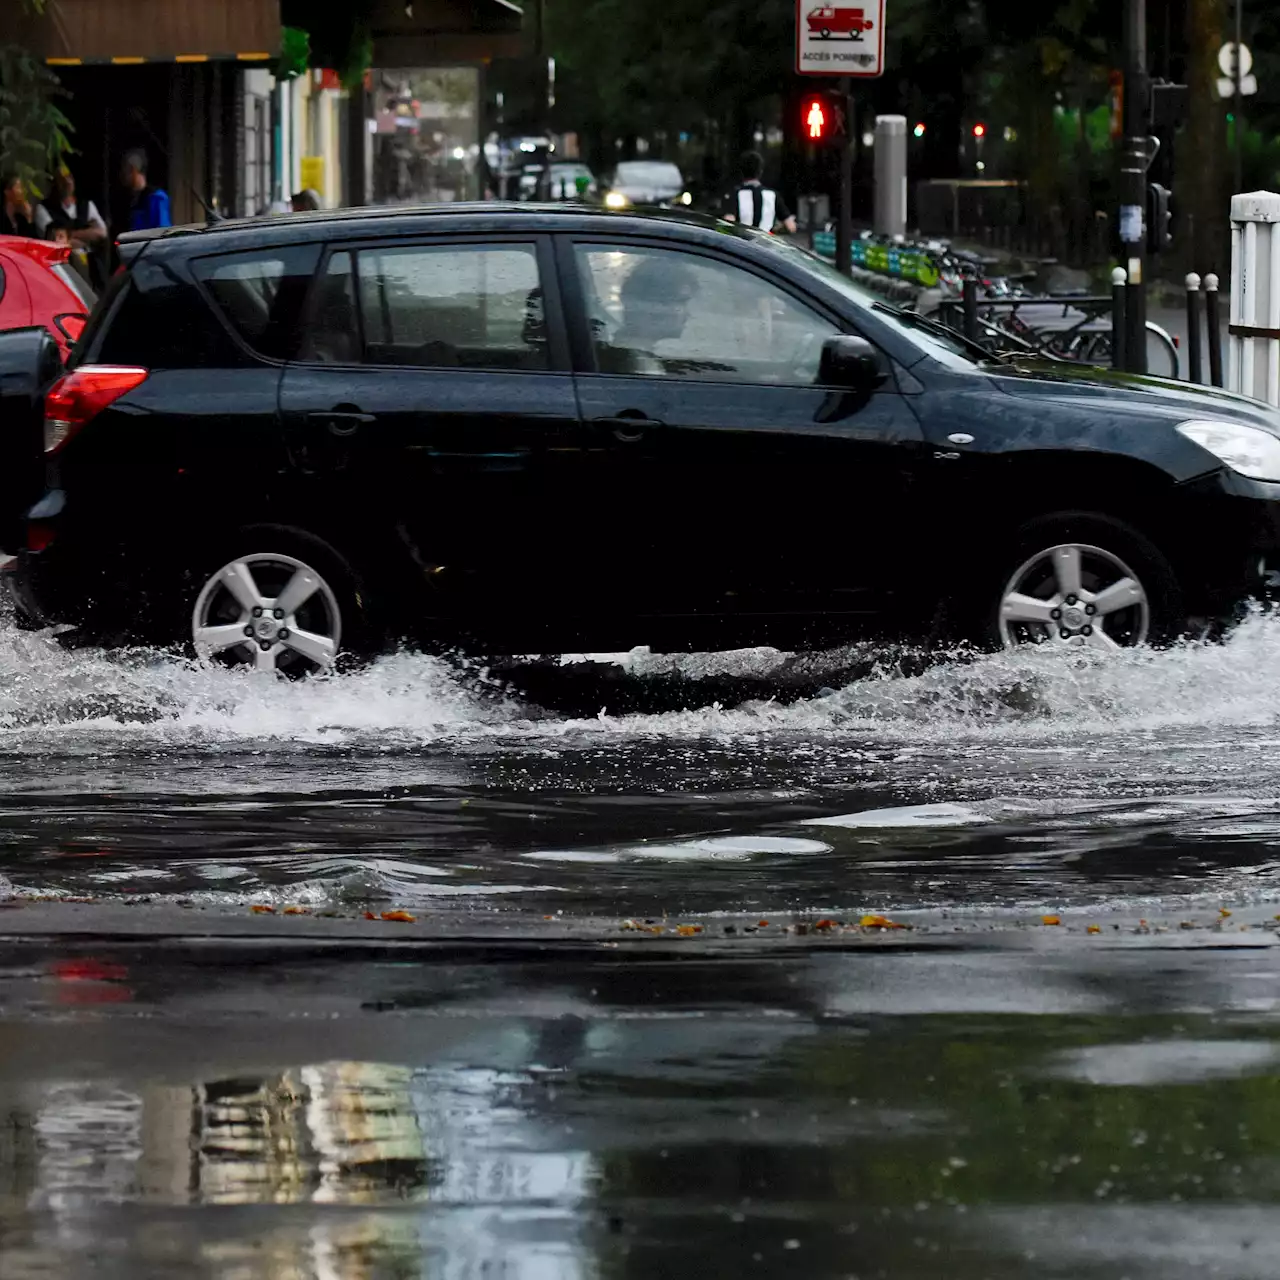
367 0 526 67
6 0 280 66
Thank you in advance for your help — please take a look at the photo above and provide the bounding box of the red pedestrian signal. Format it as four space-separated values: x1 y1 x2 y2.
805 98 827 140
799 92 845 146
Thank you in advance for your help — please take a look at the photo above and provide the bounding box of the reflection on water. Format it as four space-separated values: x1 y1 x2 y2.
5 1057 593 1278
6 979 1280 1278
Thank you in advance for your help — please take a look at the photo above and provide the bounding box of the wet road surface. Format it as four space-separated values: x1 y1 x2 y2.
5 612 1280 1275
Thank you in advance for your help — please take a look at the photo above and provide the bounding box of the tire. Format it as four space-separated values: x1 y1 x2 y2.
981 512 1184 652
182 525 379 676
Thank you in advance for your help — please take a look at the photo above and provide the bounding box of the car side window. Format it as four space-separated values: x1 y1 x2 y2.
574 244 838 384
192 244 320 360
306 242 548 371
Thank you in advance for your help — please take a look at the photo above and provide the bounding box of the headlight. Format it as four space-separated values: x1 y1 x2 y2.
679 191 693 206
604 191 629 209
1177 419 1280 482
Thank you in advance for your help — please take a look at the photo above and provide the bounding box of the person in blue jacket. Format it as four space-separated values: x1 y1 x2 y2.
120 149 172 231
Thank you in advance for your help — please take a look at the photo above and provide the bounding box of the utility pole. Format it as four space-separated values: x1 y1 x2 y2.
1120 0 1150 373
1234 0 1243 193
836 77 853 276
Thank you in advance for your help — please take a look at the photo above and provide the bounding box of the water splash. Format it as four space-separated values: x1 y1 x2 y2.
1 609 1280 749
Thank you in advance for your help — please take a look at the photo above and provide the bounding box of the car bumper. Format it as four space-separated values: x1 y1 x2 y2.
1170 469 1280 614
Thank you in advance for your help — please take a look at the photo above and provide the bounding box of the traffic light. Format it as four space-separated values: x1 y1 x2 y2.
912 121 926 138
972 122 986 139
799 91 847 146
1147 182 1172 252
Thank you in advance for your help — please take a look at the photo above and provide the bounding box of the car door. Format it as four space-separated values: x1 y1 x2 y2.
559 236 928 647
278 234 582 642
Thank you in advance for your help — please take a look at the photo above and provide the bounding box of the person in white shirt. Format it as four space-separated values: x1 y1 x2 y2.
721 151 797 234
34 168 107 247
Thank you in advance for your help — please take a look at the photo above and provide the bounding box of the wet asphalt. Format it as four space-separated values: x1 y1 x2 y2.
5 615 1280 1276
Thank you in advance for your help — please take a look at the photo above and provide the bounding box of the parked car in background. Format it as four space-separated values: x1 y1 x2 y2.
0 236 96 360
518 162 598 202
603 161 691 209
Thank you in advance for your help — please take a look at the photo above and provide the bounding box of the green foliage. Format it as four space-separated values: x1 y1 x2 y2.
276 26 310 82
0 43 73 199
281 1 373 91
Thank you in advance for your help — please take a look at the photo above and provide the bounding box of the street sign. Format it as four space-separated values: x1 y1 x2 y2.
1217 41 1258 98
1218 41 1253 78
796 0 886 78
1218 75 1258 98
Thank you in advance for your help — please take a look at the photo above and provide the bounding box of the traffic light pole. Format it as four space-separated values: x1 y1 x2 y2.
836 77 853 276
1120 0 1149 373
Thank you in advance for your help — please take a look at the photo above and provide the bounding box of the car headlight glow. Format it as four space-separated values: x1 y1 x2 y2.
1177 419 1280 482
604 191 629 209
680 191 693 206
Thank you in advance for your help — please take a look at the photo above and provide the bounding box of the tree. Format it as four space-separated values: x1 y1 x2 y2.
0 0 73 198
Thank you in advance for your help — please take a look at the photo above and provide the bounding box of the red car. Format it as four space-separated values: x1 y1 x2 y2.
0 236 96 360
806 5 874 38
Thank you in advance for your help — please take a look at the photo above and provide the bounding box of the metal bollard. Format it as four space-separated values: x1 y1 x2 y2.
1111 266 1127 372
1205 272 1223 388
961 275 978 343
1185 272 1203 384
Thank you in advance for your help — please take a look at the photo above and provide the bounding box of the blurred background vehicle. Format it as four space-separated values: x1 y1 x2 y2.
518 161 598 201
603 161 691 210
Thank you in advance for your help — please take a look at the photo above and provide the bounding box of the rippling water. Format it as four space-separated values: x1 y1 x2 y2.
1 610 1280 916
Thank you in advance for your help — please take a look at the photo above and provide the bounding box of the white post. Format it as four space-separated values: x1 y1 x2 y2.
1228 191 1280 403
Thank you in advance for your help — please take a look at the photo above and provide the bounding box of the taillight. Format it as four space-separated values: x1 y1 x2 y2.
44 365 148 453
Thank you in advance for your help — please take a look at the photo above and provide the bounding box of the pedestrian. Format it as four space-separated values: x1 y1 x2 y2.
120 149 172 231
36 167 108 286
0 173 35 238
722 151 797 235
45 215 94 288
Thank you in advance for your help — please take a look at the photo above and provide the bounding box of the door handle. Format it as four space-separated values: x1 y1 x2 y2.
307 409 375 438
591 413 661 444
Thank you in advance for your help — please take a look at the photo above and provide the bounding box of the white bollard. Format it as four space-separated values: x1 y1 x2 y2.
1228 191 1280 404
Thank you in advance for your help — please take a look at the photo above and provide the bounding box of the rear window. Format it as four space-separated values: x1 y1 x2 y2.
192 244 320 360
91 256 245 369
52 262 95 310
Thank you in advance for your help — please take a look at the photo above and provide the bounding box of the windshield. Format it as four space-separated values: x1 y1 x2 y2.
755 233 987 367
616 162 682 188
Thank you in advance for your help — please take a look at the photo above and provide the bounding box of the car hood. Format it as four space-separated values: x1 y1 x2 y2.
988 360 1280 434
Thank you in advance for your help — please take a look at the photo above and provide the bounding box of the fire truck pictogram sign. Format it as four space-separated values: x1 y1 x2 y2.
796 0 886 77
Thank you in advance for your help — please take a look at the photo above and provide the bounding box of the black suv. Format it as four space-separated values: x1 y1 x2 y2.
4 203 1280 673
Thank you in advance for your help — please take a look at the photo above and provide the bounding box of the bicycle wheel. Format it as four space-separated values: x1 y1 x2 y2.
1145 323 1179 379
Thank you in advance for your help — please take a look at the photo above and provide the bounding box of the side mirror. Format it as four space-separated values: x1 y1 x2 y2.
819 334 888 391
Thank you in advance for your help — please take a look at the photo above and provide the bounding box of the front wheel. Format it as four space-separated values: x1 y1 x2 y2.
987 513 1184 652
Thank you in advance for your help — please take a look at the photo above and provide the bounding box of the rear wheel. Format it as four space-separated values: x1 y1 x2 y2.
187 529 374 675
986 513 1183 652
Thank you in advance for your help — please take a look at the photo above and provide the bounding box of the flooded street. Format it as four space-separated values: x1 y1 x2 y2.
4 613 1280 1276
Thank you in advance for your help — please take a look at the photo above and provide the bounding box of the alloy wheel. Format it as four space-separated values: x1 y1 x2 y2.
998 542 1149 651
192 553 342 674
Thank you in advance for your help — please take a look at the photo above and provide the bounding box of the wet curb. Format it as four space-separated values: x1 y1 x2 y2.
0 900 1277 953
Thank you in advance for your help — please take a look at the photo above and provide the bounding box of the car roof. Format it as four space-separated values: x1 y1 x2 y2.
119 203 745 254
